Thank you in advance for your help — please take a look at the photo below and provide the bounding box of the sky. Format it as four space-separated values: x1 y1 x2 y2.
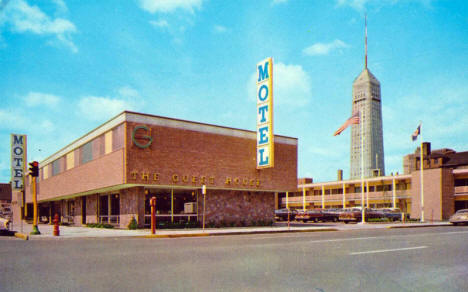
1 0 467 183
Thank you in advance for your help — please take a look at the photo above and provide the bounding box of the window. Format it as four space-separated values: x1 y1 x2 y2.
81 141 93 164
52 159 61 176
455 179 468 187
112 124 124 151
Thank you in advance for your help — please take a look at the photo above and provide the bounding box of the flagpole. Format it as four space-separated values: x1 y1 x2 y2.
360 115 365 224
420 122 424 222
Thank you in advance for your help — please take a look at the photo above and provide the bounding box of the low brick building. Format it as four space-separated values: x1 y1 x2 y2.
12 111 298 228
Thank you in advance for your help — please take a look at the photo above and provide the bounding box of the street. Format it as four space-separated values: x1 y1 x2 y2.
1 226 467 291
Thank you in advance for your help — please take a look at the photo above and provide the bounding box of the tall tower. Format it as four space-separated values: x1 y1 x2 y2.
350 16 385 179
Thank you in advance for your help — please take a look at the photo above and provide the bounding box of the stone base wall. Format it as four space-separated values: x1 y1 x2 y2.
86 194 98 224
199 190 275 226
119 187 145 229
73 197 83 225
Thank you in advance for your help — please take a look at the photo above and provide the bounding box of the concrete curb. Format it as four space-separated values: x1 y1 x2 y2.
140 227 339 239
14 232 29 240
387 223 451 229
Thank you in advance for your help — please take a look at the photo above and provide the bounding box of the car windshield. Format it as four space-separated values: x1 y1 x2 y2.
456 209 468 214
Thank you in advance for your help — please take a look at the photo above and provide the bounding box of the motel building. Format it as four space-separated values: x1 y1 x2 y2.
283 143 468 221
12 111 298 229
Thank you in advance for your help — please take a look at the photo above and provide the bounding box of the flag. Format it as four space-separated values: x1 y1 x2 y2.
412 124 420 141
333 111 360 136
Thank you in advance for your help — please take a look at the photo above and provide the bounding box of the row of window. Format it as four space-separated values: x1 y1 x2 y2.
40 124 124 180
310 183 409 195
455 179 468 187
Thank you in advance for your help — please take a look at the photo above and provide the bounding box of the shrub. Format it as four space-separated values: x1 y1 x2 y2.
86 223 114 229
128 216 138 230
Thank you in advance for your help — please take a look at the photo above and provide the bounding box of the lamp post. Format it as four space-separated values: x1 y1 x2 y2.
150 196 156 234
202 185 206 231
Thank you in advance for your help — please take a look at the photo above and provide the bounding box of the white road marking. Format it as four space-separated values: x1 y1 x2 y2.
350 246 428 255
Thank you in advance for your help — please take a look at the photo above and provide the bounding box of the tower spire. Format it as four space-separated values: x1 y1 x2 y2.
365 14 368 69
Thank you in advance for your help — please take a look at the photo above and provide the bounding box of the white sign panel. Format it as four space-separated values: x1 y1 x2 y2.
11 134 27 190
256 57 274 168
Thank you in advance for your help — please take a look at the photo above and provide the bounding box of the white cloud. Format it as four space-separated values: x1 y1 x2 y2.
248 62 312 107
149 19 169 28
213 25 227 33
78 96 131 121
51 0 68 13
24 92 61 108
138 0 203 13
78 86 144 121
303 39 350 56
1 0 77 52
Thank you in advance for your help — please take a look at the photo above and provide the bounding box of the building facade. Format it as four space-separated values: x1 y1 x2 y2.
12 111 298 228
350 68 385 179
285 143 468 221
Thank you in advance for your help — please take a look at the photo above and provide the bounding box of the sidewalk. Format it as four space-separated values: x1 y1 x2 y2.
9 220 452 240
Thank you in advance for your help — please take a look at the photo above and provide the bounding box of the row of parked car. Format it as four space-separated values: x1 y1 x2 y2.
275 207 405 223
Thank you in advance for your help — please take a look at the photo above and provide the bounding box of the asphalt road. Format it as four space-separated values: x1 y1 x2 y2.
1 226 467 291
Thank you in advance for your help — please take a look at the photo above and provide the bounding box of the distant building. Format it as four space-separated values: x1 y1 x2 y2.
287 142 468 221
350 19 385 179
0 183 12 204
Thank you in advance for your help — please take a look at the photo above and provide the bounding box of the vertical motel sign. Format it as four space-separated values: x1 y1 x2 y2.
256 57 274 168
11 134 27 190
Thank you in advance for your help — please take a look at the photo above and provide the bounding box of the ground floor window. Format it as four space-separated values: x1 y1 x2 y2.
144 189 198 226
99 194 120 225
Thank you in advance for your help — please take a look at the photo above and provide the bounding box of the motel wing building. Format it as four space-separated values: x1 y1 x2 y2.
286 143 468 221
14 111 297 228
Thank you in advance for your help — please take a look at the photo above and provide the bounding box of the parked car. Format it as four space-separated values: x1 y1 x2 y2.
379 208 403 221
339 208 382 223
321 208 341 222
295 209 323 222
274 208 297 221
449 209 468 226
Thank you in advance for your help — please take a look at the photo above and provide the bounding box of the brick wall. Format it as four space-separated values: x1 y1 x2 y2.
125 122 297 192
411 168 446 220
34 149 125 201
86 194 98 224
441 168 455 220
73 197 83 225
